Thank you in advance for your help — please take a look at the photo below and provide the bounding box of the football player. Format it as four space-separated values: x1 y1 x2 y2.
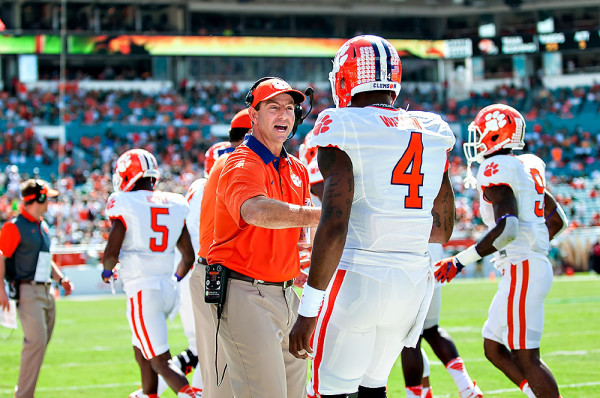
204 141 232 176
289 35 456 398
433 104 568 398
102 149 199 398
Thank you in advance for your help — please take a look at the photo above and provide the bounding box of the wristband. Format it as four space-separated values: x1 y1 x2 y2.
455 245 482 266
102 269 113 279
174 272 183 282
297 284 326 317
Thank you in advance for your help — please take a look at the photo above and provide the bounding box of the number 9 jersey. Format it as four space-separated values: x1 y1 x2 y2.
311 106 455 275
105 190 190 285
477 153 550 262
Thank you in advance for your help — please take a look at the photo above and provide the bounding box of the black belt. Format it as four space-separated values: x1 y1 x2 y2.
19 279 52 286
228 269 295 289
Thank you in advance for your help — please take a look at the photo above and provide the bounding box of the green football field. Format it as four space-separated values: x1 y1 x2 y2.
1 274 599 398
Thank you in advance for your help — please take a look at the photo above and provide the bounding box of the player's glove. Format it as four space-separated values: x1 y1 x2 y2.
434 256 465 283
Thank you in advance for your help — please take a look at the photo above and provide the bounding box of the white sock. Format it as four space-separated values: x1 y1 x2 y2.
520 380 536 398
446 357 475 392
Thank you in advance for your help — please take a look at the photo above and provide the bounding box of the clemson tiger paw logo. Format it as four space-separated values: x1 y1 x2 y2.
485 111 507 132
313 115 333 136
484 162 499 177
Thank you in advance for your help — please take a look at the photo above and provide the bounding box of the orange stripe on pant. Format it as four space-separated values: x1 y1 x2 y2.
507 264 517 350
130 294 149 358
313 270 346 395
131 290 156 359
518 260 530 349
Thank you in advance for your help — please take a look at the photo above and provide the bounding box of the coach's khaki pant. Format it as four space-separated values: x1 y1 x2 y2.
190 266 234 398
15 283 56 398
211 278 307 398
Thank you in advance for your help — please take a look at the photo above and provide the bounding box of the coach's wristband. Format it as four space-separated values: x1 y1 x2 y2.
455 245 482 266
298 284 326 318
174 272 183 282
102 269 113 279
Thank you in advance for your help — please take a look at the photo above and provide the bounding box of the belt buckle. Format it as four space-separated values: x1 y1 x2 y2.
253 279 264 287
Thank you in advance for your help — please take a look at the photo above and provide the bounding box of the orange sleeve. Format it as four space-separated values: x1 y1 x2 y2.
220 157 268 227
0 222 21 258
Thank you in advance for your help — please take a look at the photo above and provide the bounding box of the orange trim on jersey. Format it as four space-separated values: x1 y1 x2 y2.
507 263 517 350
313 269 346 395
480 183 512 204
444 150 450 172
130 294 149 359
137 290 156 358
519 260 530 348
186 190 195 203
0 222 21 258
109 215 127 230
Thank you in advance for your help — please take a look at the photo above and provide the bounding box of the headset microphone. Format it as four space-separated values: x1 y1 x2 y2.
288 86 315 140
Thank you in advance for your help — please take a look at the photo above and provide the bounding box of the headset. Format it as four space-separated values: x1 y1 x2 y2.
245 77 315 140
22 180 49 203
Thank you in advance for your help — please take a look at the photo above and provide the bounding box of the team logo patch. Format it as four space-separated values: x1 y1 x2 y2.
484 162 499 177
485 110 507 132
313 115 333 136
106 197 116 210
290 172 302 187
272 80 290 90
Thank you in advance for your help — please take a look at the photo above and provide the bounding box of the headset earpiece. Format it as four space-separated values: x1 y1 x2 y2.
35 181 47 203
245 76 278 108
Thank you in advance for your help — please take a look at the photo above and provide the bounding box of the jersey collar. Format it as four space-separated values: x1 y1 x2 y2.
244 134 289 166
19 204 41 224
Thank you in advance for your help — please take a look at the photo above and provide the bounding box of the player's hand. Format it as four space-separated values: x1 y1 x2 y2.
61 278 74 296
434 256 465 283
289 315 317 359
0 288 9 311
101 269 114 283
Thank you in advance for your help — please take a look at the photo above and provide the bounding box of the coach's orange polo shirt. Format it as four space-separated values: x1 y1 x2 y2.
198 153 229 259
207 135 311 282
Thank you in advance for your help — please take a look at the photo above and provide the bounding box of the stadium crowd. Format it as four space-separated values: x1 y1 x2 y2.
0 82 599 245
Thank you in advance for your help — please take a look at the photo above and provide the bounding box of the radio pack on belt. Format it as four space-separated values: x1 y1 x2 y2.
204 264 229 306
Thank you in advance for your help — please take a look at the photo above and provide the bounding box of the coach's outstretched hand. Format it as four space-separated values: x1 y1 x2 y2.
434 256 465 283
289 315 317 359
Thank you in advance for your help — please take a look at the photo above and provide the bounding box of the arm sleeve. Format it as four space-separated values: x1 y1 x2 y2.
0 222 21 258
220 157 269 227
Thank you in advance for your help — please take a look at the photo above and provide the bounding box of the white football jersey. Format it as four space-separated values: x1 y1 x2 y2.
477 153 550 261
184 178 206 255
105 190 189 284
299 131 324 206
311 106 455 276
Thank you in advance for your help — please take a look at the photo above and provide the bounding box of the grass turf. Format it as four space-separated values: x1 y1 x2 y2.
1 273 599 397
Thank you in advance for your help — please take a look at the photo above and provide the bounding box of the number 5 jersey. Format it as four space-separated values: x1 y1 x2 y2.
105 190 190 287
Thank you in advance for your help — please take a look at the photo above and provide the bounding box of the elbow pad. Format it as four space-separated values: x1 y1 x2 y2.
492 215 519 250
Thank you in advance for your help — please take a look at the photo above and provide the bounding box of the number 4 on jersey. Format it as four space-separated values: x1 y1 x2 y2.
391 131 424 209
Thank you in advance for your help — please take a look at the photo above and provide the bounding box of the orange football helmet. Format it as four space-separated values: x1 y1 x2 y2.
112 149 160 192
464 104 525 165
329 35 402 108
